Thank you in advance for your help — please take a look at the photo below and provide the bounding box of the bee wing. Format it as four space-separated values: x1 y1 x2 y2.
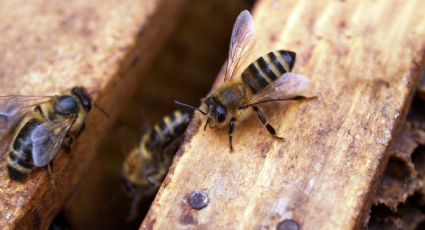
224 10 255 81
30 118 74 167
0 96 52 136
244 73 312 106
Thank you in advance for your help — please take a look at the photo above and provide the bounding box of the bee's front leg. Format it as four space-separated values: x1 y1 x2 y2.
204 117 211 131
228 117 236 152
62 133 74 154
63 122 85 153
76 122 86 137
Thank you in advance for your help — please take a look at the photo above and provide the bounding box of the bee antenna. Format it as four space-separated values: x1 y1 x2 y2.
94 103 111 119
174 100 207 116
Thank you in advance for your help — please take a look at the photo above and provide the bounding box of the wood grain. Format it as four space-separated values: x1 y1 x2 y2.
142 0 425 229
0 0 185 229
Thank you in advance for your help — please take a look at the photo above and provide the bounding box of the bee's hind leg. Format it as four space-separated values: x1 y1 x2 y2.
252 106 284 141
228 117 236 152
46 161 54 174
46 161 56 186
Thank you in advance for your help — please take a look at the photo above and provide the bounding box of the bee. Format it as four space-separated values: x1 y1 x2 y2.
121 110 192 219
0 87 92 180
176 10 313 151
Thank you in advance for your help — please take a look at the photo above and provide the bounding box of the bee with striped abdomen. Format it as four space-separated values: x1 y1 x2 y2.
121 110 192 219
176 10 313 151
0 87 92 180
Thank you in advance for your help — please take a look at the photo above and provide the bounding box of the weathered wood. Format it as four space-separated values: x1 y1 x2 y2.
142 0 425 229
0 0 185 229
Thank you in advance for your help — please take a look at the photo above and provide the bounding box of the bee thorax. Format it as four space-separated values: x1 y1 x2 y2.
217 84 246 110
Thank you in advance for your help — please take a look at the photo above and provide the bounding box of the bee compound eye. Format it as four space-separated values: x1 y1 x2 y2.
145 176 157 186
71 87 92 112
83 99 92 112
121 179 133 194
216 106 226 123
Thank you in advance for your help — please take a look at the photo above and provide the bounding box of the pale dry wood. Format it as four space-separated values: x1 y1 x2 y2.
0 0 186 229
142 0 425 229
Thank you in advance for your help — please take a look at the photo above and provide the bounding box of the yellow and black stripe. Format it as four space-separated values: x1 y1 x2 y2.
242 50 296 94
145 110 192 152
7 118 41 180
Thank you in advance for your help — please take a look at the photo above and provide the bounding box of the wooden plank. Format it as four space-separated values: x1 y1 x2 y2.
142 0 425 229
0 0 186 229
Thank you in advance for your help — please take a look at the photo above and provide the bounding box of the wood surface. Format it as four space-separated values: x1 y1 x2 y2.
142 0 425 229
0 0 185 229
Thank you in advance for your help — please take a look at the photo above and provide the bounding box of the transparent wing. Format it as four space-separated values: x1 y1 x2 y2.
244 73 312 106
224 10 255 81
31 118 74 167
0 96 52 135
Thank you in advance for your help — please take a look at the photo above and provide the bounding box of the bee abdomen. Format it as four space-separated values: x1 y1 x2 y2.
7 151 32 180
7 118 40 180
146 110 192 151
242 50 296 94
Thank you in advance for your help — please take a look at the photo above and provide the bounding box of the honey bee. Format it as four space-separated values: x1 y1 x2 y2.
176 10 313 151
0 87 92 180
121 110 192 219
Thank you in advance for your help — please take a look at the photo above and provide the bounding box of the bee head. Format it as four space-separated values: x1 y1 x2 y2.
121 148 159 198
71 87 92 113
205 96 226 127
121 168 159 198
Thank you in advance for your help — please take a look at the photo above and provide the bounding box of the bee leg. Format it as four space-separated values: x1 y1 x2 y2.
228 117 236 152
47 161 56 186
204 117 211 131
47 161 54 174
76 122 86 137
62 133 74 154
127 194 141 221
252 106 284 141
